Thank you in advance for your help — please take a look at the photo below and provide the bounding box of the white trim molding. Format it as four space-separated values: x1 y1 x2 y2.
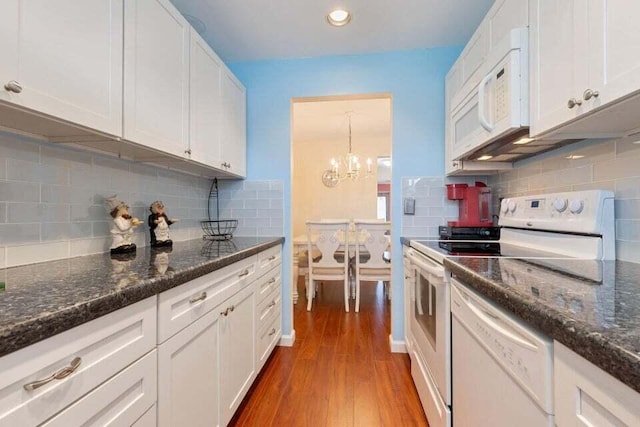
389 334 407 353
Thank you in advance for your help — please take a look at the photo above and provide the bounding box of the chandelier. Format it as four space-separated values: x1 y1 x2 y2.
322 114 372 188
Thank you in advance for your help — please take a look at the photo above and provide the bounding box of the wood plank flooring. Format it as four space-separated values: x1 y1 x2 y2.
230 278 429 426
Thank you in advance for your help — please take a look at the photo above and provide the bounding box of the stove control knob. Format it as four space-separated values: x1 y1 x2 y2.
501 199 510 214
553 198 568 213
508 201 517 213
569 199 584 214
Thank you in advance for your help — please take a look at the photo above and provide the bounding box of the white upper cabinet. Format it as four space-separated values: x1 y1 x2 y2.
0 0 123 136
531 0 640 138
588 0 640 107
189 29 223 168
220 71 247 177
124 0 190 158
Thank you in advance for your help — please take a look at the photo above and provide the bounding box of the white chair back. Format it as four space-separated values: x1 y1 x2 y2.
354 220 391 268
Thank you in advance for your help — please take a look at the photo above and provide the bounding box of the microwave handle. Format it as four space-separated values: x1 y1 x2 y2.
478 73 494 132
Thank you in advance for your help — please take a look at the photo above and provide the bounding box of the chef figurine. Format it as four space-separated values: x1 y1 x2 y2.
148 201 178 247
106 196 143 254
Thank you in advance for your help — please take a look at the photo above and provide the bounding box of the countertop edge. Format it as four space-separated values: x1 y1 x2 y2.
0 237 284 358
444 258 640 395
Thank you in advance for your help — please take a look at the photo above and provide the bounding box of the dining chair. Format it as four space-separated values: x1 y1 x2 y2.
353 220 392 312
306 220 351 312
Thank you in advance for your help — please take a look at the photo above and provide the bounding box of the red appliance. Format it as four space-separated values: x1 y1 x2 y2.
446 182 493 227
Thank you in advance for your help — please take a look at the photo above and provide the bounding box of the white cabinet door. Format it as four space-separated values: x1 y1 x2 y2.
587 0 640 108
158 307 221 427
220 71 247 177
189 29 223 168
0 0 123 136
219 284 256 425
124 0 189 158
530 0 586 137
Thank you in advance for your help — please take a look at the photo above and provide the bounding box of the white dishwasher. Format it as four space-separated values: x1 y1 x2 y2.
451 279 554 427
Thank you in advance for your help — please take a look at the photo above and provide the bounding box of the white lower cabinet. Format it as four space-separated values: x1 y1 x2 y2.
158 245 281 426
554 341 640 427
0 297 157 426
158 306 221 427
219 284 257 425
42 350 157 427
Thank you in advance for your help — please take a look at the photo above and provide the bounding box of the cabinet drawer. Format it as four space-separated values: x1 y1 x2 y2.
0 297 156 426
554 342 640 426
133 404 157 427
158 254 257 343
256 264 281 305
41 350 157 427
256 245 281 278
257 313 281 369
257 284 281 329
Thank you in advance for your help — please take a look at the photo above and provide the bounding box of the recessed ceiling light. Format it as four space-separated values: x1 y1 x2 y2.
513 137 534 145
477 155 493 161
565 155 585 160
327 9 351 26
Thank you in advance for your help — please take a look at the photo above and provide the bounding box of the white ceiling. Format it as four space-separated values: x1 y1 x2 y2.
292 97 391 143
170 0 495 62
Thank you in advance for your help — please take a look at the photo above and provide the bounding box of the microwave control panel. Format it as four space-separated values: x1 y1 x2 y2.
494 65 509 122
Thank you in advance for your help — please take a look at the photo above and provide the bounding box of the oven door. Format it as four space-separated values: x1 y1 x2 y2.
406 249 451 406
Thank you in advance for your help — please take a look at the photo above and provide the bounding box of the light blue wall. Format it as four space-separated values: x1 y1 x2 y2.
230 48 460 342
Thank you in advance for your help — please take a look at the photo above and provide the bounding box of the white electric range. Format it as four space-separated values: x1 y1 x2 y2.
404 189 615 427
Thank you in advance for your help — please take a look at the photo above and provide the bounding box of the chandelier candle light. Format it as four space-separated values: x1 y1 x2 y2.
322 114 373 187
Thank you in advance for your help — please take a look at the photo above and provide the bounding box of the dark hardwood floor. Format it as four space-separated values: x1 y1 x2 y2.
230 278 429 426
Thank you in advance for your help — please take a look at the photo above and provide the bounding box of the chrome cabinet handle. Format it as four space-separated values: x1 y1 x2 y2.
267 300 276 308
452 161 459 167
268 328 277 336
567 98 582 109
268 278 276 284
583 88 599 101
24 357 82 391
221 304 236 316
229 304 235 312
268 255 276 261
239 269 250 277
184 148 192 155
4 80 22 93
189 291 207 304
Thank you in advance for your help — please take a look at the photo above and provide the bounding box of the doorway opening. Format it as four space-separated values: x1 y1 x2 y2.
290 94 393 321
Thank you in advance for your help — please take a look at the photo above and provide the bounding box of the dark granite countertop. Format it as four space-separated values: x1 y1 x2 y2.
444 257 640 394
0 236 284 358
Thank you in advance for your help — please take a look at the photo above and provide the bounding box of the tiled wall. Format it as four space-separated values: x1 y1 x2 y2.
0 130 279 268
401 176 488 237
487 136 640 263
217 180 284 237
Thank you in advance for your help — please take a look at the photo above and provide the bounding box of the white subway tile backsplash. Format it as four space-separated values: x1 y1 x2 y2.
0 181 40 202
7 203 70 223
0 132 40 162
491 137 640 263
0 223 40 244
69 237 110 257
7 241 69 266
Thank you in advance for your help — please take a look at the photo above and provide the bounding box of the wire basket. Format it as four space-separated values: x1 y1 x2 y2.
201 178 238 240
201 219 238 240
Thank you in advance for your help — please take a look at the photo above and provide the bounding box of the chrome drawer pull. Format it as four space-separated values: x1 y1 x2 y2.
221 304 235 317
268 255 276 261
239 269 250 277
189 291 207 304
24 357 82 391
268 328 277 337
268 278 276 284
267 300 276 308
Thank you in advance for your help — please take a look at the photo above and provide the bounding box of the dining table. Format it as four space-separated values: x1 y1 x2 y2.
291 230 391 304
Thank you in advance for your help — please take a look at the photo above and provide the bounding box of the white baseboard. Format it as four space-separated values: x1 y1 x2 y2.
389 334 407 353
279 329 296 347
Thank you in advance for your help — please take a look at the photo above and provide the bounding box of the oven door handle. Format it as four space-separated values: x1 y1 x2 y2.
407 250 444 278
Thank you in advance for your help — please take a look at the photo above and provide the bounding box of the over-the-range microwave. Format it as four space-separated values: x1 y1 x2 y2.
449 28 529 162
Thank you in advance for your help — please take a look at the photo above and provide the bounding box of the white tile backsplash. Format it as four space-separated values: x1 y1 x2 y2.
401 176 488 237
0 130 216 267
217 179 284 237
488 137 640 263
